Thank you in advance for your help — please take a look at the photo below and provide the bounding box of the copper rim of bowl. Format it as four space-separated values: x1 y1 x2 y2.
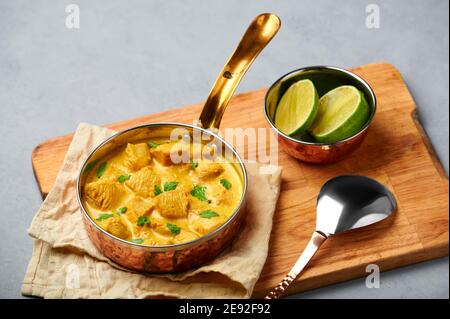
264 65 377 146
76 122 248 252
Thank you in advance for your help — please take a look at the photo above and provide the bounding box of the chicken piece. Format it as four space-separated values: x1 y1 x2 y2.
124 143 151 171
106 218 131 240
188 196 209 214
156 188 189 219
159 171 192 195
177 182 193 196
125 166 161 198
134 226 171 245
189 213 223 235
140 236 170 246
151 142 190 166
100 163 124 180
194 162 224 180
192 143 217 161
209 186 231 206
173 163 192 175
172 230 199 244
125 197 154 224
134 228 165 245
84 178 122 210
149 219 173 237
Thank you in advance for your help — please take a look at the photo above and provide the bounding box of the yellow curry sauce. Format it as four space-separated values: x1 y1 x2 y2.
81 139 243 246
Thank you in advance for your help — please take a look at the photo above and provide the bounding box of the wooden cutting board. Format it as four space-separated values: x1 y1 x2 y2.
31 62 449 297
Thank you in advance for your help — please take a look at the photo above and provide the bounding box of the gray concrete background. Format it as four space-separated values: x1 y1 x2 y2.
0 0 448 299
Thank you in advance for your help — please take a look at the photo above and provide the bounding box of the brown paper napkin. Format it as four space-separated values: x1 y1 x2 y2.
22 123 282 299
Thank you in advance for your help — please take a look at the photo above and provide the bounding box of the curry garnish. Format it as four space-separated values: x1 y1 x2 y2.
166 223 181 235
117 207 127 215
96 162 107 178
147 141 160 148
83 159 99 175
163 181 179 192
191 160 198 170
137 216 149 226
199 210 219 219
118 174 131 183
131 238 144 244
154 185 163 196
96 213 114 221
220 179 232 190
191 185 207 202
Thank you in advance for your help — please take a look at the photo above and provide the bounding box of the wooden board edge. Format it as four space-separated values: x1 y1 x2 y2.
411 110 449 180
31 159 46 200
361 61 407 81
31 135 72 198
252 242 449 298
362 62 447 180
358 61 418 113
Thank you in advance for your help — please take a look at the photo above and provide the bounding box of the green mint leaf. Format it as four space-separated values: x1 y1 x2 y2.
147 141 160 148
131 238 144 244
199 210 219 219
96 213 113 221
137 216 149 226
163 181 178 192
118 174 131 183
154 185 163 196
96 162 107 178
191 160 198 170
190 185 207 202
116 207 127 215
220 179 232 190
166 223 181 235
83 160 99 175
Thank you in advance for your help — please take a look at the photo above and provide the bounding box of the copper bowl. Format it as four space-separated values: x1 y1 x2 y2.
264 66 377 164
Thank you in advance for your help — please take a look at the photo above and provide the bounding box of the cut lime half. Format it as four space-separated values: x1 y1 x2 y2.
309 85 370 143
274 79 319 136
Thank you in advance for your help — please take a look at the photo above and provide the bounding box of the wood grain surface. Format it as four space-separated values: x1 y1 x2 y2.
31 62 449 297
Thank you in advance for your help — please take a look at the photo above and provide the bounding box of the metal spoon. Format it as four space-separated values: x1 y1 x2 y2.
265 175 397 299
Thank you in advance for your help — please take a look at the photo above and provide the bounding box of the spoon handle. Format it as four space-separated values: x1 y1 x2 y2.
264 231 327 299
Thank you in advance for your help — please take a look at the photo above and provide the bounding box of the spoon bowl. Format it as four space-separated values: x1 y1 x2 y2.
265 175 396 299
316 175 397 236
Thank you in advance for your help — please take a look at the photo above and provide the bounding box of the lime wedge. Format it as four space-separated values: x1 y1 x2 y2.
274 79 319 136
309 86 370 143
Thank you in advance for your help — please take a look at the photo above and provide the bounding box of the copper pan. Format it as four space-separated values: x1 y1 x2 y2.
76 14 281 273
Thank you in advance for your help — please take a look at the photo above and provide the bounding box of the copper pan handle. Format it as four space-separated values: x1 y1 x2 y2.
199 13 281 130
264 231 327 299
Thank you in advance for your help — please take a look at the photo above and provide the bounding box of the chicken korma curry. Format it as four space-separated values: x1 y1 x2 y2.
81 139 243 246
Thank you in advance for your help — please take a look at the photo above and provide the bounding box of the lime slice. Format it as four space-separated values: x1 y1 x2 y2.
309 86 370 143
274 79 319 136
